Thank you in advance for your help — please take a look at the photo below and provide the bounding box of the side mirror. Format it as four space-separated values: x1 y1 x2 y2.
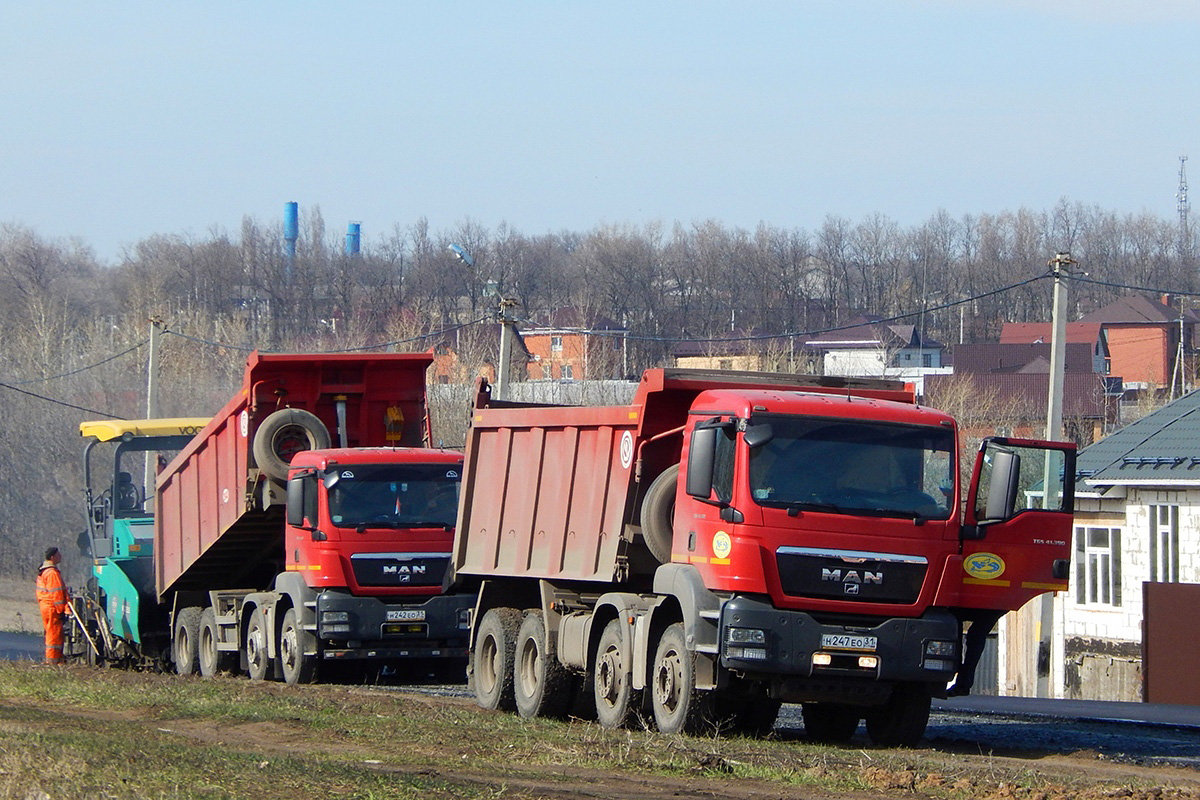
686 426 718 499
286 475 308 527
983 448 1020 522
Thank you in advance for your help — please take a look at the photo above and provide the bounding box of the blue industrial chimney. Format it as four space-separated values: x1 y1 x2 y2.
283 201 299 278
345 222 361 256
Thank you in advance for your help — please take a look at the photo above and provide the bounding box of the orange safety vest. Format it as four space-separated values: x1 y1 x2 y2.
36 563 68 612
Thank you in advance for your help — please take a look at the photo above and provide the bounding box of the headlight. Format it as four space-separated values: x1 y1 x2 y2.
925 639 957 657
726 627 766 645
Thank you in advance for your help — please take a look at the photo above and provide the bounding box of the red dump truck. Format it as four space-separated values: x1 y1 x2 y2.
78 351 472 683
449 368 1075 745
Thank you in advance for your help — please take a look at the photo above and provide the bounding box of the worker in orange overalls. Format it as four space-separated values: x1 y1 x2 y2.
36 546 70 664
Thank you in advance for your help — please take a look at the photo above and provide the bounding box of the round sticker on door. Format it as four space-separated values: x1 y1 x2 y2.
964 553 1006 580
712 531 732 559
619 430 634 470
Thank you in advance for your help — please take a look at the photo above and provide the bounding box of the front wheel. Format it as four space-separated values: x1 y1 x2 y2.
650 622 711 735
864 683 931 747
473 608 521 711
279 607 318 685
594 619 641 729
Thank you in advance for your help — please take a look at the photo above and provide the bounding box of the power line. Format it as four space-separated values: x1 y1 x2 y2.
0 380 116 418
160 315 494 354
8 340 147 385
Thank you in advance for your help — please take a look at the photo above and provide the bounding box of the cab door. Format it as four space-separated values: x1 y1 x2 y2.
941 437 1076 611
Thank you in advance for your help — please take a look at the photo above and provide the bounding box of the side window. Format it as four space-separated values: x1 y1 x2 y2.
712 427 736 504
1075 525 1122 606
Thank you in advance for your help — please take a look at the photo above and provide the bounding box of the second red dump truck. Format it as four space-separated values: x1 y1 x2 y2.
449 368 1075 745
77 351 473 683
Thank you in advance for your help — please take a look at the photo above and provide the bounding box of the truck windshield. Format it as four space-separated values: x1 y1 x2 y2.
328 464 460 530
748 415 955 520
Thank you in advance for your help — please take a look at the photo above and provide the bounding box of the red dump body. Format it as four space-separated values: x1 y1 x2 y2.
156 351 434 599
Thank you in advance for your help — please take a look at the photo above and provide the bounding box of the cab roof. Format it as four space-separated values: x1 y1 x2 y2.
79 418 211 442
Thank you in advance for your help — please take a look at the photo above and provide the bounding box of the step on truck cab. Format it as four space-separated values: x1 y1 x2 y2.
450 368 1075 745
78 351 474 684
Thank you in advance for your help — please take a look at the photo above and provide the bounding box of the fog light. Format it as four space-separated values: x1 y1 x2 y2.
924 658 955 672
727 627 767 645
324 623 352 634
727 646 768 661
458 608 471 630
812 652 833 667
858 655 879 669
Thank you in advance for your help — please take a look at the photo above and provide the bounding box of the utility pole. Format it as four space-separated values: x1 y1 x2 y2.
495 298 518 401
144 316 164 507
1039 251 1073 699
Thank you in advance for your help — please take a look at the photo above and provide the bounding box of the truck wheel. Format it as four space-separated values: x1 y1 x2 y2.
252 409 331 482
473 607 521 711
594 619 642 729
514 611 572 719
864 683 931 747
802 703 860 743
245 606 272 681
640 464 679 564
173 606 202 676
650 622 712 734
279 607 318 685
198 607 235 677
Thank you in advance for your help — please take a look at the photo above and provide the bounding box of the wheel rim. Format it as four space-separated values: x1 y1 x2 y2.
479 633 499 695
518 637 540 697
247 624 266 673
596 645 620 706
280 625 297 673
654 648 683 714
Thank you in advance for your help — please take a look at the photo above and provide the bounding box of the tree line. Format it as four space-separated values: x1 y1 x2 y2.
0 200 1194 581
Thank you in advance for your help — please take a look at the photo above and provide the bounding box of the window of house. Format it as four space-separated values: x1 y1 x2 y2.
1074 525 1121 607
1149 505 1180 583
922 353 933 367
561 364 573 380
541 364 552 380
551 335 563 352
719 359 732 370
438 375 449 385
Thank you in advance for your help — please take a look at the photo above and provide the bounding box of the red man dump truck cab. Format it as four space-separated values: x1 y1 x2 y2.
453 368 1074 745
284 447 469 665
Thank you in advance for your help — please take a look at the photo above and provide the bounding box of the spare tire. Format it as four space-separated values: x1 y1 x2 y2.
640 463 679 564
252 408 331 482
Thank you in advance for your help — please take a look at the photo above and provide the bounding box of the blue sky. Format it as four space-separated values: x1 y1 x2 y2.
2 1 1198 263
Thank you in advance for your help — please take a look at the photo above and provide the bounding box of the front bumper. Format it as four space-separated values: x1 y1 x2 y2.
720 595 958 695
316 590 472 660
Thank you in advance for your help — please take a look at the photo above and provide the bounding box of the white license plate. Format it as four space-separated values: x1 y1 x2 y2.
821 633 878 651
386 609 426 622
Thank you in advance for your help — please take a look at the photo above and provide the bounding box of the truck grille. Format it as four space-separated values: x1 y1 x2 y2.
350 553 450 588
775 546 926 604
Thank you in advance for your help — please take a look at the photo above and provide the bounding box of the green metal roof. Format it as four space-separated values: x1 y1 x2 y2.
1078 390 1200 487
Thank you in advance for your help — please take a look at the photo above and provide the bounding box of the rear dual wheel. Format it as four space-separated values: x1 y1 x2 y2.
474 608 522 711
173 606 202 676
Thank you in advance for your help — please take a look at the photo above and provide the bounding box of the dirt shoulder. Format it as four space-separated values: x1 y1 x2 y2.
0 577 39 634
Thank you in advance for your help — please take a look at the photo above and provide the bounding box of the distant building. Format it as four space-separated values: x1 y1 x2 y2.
520 308 628 381
805 315 945 376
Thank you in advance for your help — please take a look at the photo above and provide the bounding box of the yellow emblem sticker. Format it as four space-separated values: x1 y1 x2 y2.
964 553 1006 580
712 531 732 559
